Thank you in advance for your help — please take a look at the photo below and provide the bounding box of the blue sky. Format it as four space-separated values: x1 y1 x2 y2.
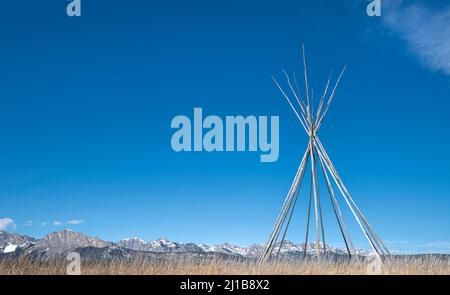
1 0 450 253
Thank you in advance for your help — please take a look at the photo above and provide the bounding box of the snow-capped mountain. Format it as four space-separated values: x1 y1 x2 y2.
36 229 112 249
0 229 369 262
2 243 17 253
0 241 36 255
116 237 146 250
117 237 368 258
118 237 205 253
199 243 261 257
0 231 36 247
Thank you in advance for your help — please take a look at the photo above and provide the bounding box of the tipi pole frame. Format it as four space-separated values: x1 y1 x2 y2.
259 47 388 263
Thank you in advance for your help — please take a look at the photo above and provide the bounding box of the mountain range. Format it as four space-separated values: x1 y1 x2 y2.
1 229 366 262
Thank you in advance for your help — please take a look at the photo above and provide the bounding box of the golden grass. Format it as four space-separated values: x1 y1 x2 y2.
1 256 449 275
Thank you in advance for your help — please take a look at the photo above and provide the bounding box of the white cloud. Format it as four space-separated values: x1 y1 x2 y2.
0 218 16 231
40 222 47 228
53 221 63 226
24 220 33 227
67 219 84 225
382 1 450 75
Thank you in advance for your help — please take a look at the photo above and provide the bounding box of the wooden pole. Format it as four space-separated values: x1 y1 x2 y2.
312 145 327 255
303 156 313 258
302 45 311 125
310 141 321 257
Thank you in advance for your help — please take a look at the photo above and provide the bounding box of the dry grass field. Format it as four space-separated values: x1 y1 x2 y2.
0 256 449 275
